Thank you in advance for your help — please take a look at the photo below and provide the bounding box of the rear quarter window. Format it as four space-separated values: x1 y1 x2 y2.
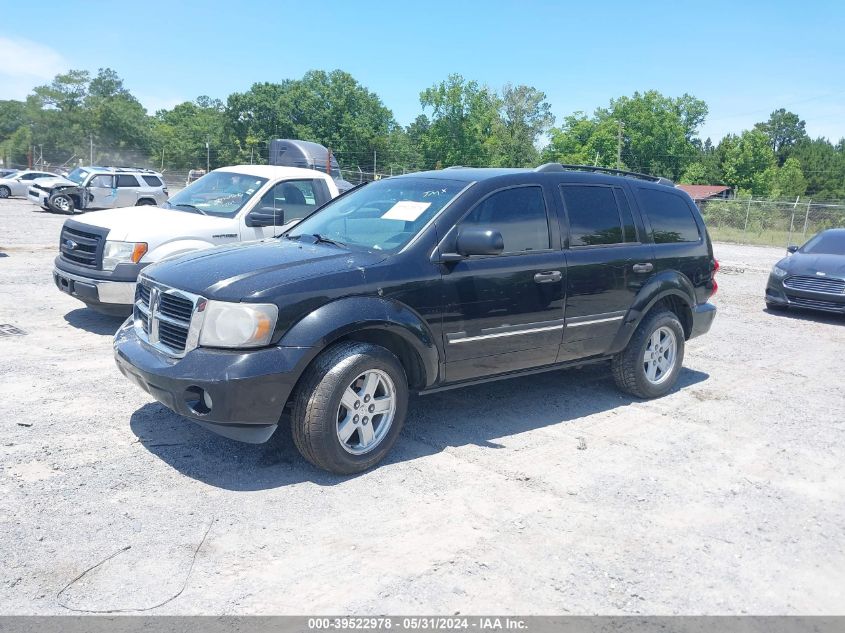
142 175 163 187
637 188 701 243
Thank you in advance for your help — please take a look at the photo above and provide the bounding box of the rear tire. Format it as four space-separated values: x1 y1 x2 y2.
291 341 408 475
612 310 685 399
0 186 10 199
136 198 156 206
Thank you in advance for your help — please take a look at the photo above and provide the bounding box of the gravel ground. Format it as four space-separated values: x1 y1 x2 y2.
1 197 843 615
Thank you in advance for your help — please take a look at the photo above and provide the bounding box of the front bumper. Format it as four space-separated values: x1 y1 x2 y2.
53 267 136 305
28 190 49 207
689 302 717 339
113 319 312 443
766 275 845 314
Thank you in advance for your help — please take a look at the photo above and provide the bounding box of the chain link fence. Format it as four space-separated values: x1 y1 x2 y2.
697 198 845 248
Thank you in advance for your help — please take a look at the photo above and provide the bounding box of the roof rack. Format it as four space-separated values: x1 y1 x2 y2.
98 166 160 174
444 165 469 169
534 163 674 186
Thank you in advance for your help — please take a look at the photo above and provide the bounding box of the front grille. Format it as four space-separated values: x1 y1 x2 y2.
783 275 845 295
134 279 203 356
60 225 102 267
787 296 845 312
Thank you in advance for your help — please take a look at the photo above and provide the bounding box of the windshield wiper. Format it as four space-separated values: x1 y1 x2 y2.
170 203 207 216
311 233 346 247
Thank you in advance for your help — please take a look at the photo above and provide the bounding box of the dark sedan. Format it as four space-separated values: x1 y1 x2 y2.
766 229 845 314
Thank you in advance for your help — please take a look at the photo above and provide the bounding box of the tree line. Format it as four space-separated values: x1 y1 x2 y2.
1 68 843 200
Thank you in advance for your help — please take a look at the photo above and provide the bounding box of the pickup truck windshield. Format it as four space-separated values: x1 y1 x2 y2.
287 177 465 252
165 171 268 217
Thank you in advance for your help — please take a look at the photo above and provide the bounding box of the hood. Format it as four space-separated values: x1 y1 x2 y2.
72 206 232 241
144 238 386 301
31 176 76 188
779 252 845 279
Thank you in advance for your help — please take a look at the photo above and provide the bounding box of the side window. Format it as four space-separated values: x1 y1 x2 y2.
116 175 139 188
460 186 550 253
21 173 37 180
561 185 625 247
637 188 701 243
256 179 321 224
88 175 113 188
142 175 163 187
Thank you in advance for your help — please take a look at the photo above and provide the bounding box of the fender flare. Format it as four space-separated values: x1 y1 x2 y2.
608 271 696 354
279 296 440 389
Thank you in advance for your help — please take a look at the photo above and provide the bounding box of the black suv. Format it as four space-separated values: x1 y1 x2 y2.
114 164 717 474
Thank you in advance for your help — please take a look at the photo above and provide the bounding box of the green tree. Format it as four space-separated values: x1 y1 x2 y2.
791 137 845 200
719 129 776 196
755 108 807 165
152 97 229 170
417 74 502 167
494 84 554 167
770 157 807 199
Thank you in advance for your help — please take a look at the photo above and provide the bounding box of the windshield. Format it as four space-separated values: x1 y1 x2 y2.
66 168 89 184
165 171 268 217
287 177 465 252
801 231 845 255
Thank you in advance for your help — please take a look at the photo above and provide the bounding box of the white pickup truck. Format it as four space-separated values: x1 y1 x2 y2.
53 165 340 315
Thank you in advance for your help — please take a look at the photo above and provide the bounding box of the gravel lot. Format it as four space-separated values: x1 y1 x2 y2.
1 197 843 615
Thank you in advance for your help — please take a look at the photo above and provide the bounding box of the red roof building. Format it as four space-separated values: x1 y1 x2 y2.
676 184 732 201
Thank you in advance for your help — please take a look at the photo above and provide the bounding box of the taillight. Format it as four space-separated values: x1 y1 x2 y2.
710 259 719 296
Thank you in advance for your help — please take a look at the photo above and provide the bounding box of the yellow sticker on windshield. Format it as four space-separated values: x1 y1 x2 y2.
381 201 431 222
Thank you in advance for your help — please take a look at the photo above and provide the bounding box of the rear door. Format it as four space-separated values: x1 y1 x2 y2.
633 186 709 300
440 184 566 382
557 183 654 360
115 174 140 206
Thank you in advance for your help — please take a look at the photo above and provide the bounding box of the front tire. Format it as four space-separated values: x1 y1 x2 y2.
0 186 10 199
612 310 685 399
291 341 408 475
49 193 75 214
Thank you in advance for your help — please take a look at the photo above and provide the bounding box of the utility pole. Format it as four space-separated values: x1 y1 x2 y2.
616 121 624 170
373 150 377 180
206 140 210 173
90 135 94 165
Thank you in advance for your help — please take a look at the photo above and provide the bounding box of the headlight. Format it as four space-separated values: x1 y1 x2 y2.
103 241 147 271
199 301 278 348
772 265 788 278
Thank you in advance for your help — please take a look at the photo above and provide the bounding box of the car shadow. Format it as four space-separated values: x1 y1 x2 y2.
764 306 844 326
130 363 709 491
64 308 127 335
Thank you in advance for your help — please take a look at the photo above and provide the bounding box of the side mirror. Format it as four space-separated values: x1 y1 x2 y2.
245 208 282 227
456 227 504 257
786 245 799 254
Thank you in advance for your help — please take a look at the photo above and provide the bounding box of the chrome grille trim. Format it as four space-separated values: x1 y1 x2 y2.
133 276 206 358
783 275 845 295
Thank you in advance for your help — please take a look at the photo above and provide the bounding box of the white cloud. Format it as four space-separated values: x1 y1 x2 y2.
0 36 68 100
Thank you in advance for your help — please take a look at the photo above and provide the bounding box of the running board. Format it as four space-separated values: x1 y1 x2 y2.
416 356 611 396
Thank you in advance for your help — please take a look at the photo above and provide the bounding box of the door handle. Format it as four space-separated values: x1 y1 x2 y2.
632 262 653 273
534 270 562 284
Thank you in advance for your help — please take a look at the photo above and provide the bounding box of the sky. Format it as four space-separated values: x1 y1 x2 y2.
1 0 844 144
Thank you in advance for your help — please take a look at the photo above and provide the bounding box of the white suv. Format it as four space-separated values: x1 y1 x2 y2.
27 166 168 213
53 165 340 314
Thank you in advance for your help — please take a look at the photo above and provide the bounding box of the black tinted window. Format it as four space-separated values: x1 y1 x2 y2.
561 185 623 246
142 175 162 187
462 186 549 253
801 231 845 255
116 175 138 187
638 188 701 243
257 179 320 224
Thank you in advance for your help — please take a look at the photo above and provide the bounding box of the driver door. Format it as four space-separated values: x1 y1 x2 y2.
86 174 117 209
241 179 328 240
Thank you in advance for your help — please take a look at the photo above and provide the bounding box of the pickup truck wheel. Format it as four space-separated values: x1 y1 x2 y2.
0 186 10 198
612 310 685 399
291 341 408 475
49 193 75 214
